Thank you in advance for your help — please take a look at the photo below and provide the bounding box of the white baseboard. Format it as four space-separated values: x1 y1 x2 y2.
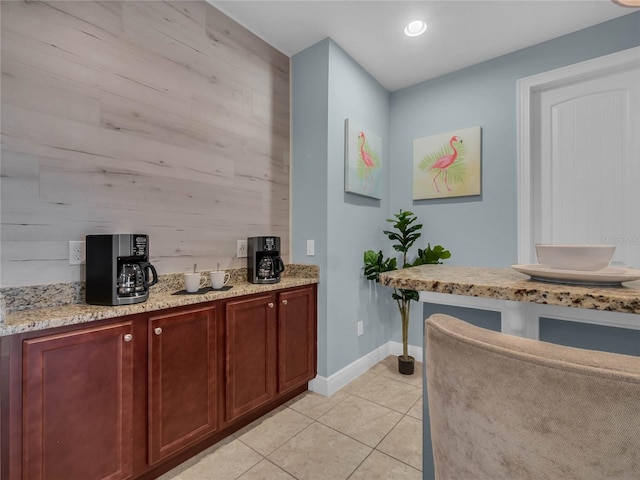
308 341 424 397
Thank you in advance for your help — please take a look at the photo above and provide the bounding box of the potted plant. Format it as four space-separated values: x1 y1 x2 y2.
363 209 451 375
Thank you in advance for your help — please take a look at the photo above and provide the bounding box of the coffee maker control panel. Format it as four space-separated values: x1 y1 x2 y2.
263 237 276 251
133 235 148 256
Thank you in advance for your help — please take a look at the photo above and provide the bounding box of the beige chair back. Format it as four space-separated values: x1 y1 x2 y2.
425 313 640 480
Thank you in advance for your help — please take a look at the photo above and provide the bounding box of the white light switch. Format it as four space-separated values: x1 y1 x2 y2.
307 239 315 256
357 321 364 336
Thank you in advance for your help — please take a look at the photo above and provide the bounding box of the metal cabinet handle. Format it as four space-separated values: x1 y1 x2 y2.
154 327 162 335
282 299 288 305
268 302 274 308
124 334 133 342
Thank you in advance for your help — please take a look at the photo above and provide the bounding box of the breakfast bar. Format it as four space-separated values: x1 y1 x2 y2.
380 265 640 340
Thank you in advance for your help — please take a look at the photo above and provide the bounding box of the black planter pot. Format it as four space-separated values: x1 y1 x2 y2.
398 355 415 375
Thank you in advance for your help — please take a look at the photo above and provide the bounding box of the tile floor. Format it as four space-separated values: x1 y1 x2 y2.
159 356 423 480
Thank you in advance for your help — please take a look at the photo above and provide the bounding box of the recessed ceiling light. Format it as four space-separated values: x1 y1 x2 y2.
404 20 427 37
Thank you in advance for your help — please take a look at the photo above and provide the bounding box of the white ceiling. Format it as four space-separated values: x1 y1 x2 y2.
210 0 635 91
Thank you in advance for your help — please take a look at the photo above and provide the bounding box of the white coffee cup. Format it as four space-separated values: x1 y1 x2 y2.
184 272 207 293
210 271 230 290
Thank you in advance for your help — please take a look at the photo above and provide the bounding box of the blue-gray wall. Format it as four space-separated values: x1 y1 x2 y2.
325 41 395 376
292 39 392 377
540 318 640 356
291 40 331 376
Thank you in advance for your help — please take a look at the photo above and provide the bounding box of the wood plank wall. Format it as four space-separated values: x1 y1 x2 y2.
1 1 290 287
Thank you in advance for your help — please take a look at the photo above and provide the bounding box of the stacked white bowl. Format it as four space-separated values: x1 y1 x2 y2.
535 245 616 271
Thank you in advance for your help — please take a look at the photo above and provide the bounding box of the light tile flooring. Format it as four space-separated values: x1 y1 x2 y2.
159 356 423 480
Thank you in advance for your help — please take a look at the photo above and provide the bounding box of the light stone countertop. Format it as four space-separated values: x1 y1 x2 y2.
379 265 640 315
0 265 319 337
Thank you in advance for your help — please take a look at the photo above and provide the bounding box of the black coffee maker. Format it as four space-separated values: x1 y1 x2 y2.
86 234 158 305
248 236 285 284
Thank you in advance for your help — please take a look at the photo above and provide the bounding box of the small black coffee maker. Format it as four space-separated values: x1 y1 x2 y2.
248 236 285 284
86 234 158 305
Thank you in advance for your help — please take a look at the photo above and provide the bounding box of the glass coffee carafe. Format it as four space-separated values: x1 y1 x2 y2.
118 263 145 296
257 256 274 279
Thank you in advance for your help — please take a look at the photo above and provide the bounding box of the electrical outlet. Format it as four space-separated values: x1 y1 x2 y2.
307 239 315 256
357 321 364 336
237 239 248 258
69 241 85 265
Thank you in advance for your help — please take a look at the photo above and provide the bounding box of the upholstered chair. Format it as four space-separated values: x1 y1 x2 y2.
425 313 640 480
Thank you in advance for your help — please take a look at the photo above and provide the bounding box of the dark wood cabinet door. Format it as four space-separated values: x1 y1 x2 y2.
277 286 317 394
22 321 134 480
148 305 218 465
224 294 276 422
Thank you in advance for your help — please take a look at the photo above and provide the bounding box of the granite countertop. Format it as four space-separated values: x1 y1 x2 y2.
380 265 640 315
0 265 319 336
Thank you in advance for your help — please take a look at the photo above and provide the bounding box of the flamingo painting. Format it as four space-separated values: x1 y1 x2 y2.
358 131 375 191
430 135 462 193
413 126 481 200
345 120 382 199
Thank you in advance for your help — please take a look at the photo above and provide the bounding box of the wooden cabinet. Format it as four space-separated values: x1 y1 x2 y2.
224 294 277 422
5 284 316 480
22 321 134 480
225 286 317 421
277 287 317 394
147 305 218 465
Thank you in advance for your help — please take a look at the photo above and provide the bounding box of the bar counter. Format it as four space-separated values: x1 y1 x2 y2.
380 265 640 339
380 265 640 314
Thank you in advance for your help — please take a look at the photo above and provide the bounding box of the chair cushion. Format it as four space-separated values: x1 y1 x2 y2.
425 314 640 480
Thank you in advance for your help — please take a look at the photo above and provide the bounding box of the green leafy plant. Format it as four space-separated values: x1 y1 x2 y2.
364 210 451 363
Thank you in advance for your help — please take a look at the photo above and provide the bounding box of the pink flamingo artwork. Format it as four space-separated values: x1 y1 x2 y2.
430 135 462 193
358 131 375 190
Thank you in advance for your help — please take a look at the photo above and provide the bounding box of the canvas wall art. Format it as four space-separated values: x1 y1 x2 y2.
345 119 382 199
413 126 482 200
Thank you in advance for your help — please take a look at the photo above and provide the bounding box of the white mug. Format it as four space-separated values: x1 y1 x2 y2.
184 272 207 293
210 271 230 289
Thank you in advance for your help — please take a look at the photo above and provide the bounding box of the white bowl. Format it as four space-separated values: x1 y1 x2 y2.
535 244 616 271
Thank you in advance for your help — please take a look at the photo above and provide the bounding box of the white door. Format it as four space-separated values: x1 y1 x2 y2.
519 47 640 268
